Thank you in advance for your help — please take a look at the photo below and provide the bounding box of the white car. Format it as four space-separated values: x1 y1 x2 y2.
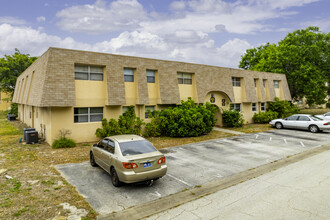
315 112 330 120
269 114 330 133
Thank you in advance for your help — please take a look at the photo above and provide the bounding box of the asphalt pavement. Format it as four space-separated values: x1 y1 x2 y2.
55 129 330 218
146 145 330 220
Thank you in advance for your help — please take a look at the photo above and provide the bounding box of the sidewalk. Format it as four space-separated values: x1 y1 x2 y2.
146 149 330 220
213 127 245 135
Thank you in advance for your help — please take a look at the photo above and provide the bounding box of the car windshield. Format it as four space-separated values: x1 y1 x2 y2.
119 140 157 156
311 116 323 121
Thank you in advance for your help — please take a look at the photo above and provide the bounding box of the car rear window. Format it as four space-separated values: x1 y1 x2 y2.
119 140 157 156
311 116 323 121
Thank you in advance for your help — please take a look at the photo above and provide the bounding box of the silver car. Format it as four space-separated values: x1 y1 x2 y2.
90 135 167 187
315 112 330 120
269 114 330 133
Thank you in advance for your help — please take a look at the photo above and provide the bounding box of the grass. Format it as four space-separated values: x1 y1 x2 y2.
146 130 236 149
300 108 330 115
0 110 275 219
0 110 96 219
225 123 274 133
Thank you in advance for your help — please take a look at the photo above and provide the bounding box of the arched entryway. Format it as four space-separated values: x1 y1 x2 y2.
204 91 231 127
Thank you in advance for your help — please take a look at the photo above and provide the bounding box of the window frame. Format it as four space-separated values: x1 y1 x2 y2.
145 106 155 118
232 77 241 87
260 103 265 111
177 72 193 85
75 65 103 81
274 80 280 88
230 103 241 112
74 107 103 123
146 70 156 83
124 68 134 82
254 79 257 87
252 103 257 112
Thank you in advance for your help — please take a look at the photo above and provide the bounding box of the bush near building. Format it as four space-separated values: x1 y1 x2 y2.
95 106 144 138
252 98 300 124
252 111 278 123
153 98 217 137
51 129 76 149
222 109 244 128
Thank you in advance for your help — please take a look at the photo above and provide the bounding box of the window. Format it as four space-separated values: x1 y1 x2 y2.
254 79 257 87
122 106 135 115
177 72 192 85
298 116 310 121
286 115 299 121
232 77 241 87
124 68 134 82
260 103 265 111
274 80 279 88
146 70 155 83
263 79 266 87
252 103 257 112
145 106 155 118
75 65 103 81
105 140 115 154
74 107 103 123
230 103 241 112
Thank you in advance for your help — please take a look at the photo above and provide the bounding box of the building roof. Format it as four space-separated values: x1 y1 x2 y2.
12 47 291 107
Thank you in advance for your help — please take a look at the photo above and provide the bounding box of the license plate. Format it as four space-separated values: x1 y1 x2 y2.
143 162 152 168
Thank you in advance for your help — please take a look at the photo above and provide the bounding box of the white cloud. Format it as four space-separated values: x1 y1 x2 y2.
37 16 46 23
0 16 26 25
56 0 147 33
301 17 330 32
0 24 91 56
170 1 186 11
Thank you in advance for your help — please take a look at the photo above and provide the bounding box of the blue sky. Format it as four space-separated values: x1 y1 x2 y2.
0 0 329 68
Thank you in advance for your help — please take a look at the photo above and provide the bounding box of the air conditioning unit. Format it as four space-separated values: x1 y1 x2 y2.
26 131 38 144
24 128 36 141
7 114 16 121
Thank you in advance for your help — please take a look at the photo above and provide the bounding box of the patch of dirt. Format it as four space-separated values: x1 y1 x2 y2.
0 117 96 219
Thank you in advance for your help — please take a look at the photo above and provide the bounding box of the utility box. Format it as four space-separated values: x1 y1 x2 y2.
7 114 16 121
24 128 36 141
26 131 38 144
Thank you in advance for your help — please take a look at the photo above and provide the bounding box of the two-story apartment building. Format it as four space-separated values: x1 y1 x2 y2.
12 48 291 144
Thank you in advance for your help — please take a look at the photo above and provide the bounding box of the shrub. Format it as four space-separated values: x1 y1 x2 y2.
144 110 162 137
95 118 122 138
52 137 76 149
144 98 217 137
268 97 299 118
252 110 278 123
222 110 244 128
8 103 18 116
52 129 76 149
95 106 144 138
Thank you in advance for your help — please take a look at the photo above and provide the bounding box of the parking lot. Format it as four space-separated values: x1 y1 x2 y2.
56 129 330 215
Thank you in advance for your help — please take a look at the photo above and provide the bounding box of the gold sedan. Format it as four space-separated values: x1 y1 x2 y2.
90 135 167 187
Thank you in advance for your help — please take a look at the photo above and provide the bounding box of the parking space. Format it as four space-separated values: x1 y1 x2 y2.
56 129 330 215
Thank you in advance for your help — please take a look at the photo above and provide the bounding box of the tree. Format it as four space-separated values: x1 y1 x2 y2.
239 27 330 106
0 49 37 97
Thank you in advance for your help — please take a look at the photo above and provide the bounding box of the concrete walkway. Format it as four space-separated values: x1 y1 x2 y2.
146 148 330 220
213 127 245 135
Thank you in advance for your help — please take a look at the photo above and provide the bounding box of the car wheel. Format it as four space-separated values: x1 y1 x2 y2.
90 152 98 167
110 168 122 187
275 122 283 129
309 125 319 133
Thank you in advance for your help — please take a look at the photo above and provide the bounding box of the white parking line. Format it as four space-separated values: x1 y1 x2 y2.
300 142 305 147
284 139 287 144
152 191 161 197
255 134 259 139
269 137 272 141
167 174 192 187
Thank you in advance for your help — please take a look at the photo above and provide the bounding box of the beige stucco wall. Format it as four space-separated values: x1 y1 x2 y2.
13 47 293 144
0 91 11 111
